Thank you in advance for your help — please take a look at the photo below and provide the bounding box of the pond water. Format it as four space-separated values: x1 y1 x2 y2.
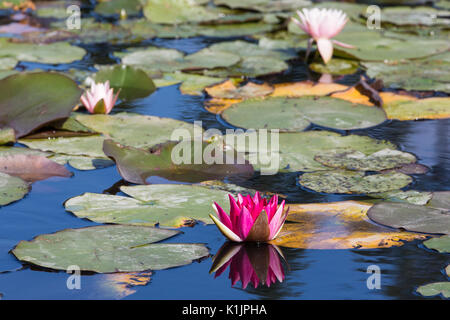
0 11 449 300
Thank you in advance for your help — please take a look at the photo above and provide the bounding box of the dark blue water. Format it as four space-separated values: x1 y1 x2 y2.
0 26 449 300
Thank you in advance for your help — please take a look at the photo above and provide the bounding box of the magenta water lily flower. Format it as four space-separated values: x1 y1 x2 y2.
80 81 120 114
210 192 289 242
292 8 355 64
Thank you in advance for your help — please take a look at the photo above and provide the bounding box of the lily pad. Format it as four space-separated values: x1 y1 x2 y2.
0 154 72 182
367 201 450 235
0 172 29 206
271 201 425 249
65 184 233 227
221 96 386 131
154 72 225 96
0 128 15 145
299 170 412 194
423 236 450 253
205 56 289 77
417 282 450 299
368 190 433 205
382 97 450 121
309 58 359 75
214 0 311 12
103 139 253 184
363 52 450 93
205 80 273 99
143 0 219 24
314 148 417 171
74 112 200 149
0 39 86 64
225 130 397 172
371 7 450 27
94 65 156 101
0 72 82 138
12 225 209 273
95 0 142 16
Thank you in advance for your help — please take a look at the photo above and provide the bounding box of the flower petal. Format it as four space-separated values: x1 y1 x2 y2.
316 38 334 64
209 214 243 242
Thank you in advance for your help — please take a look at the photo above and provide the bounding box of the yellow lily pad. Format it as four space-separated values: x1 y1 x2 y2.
382 97 450 121
271 201 426 249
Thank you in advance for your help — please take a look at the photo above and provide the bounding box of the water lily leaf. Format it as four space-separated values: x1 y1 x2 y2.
368 190 433 205
367 201 450 235
382 97 450 121
49 154 115 171
0 172 29 206
205 56 288 77
65 184 232 227
270 81 348 98
333 28 450 62
226 130 397 172
205 80 273 99
428 191 450 210
309 58 359 75
0 38 86 64
74 112 200 149
214 0 311 12
0 72 82 138
103 139 253 184
94 65 156 101
363 52 450 93
154 72 225 96
271 201 425 249
143 0 219 24
221 96 386 131
370 7 450 27
0 128 15 145
424 236 450 253
12 225 209 273
95 0 142 16
417 282 450 299
0 154 72 182
299 170 412 194
314 148 417 171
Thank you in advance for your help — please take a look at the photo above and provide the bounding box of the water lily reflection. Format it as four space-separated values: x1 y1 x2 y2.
210 242 287 289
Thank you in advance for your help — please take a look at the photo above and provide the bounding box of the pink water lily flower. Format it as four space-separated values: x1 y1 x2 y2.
292 8 355 64
80 81 120 114
210 192 289 242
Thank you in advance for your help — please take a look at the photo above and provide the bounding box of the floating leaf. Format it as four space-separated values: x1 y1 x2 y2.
0 172 29 206
0 154 72 182
0 73 82 138
314 148 417 171
221 96 386 131
143 0 219 24
95 0 142 16
370 7 450 27
214 0 311 12
12 225 209 273
0 39 86 64
367 201 450 235
65 184 232 227
154 72 225 96
424 236 450 253
299 170 412 194
103 139 253 184
309 58 359 75
205 80 273 99
271 201 425 249
382 97 450 120
368 190 433 205
94 65 156 101
0 128 15 145
417 282 450 299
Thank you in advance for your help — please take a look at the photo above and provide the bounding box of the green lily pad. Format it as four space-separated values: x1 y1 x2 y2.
333 27 450 62
299 170 412 194
368 190 433 205
205 56 288 77
213 0 311 12
225 130 397 172
424 236 450 253
65 184 232 227
363 52 450 93
0 39 86 64
94 65 156 101
0 72 82 138
309 59 359 75
103 139 253 184
221 96 387 131
12 225 209 273
143 0 219 24
314 148 417 171
50 154 115 171
74 112 200 149
428 191 450 209
371 7 450 27
0 172 29 206
154 72 225 96
417 282 450 299
95 0 142 16
367 201 450 235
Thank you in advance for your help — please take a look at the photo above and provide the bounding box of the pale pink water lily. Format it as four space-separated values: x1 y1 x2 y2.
210 242 286 289
210 192 289 242
292 8 355 64
80 81 120 114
